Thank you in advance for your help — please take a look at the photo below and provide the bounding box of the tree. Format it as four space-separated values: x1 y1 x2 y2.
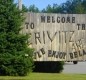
22 4 28 12
82 0 86 8
61 0 75 13
61 0 86 14
82 0 86 13
74 0 85 13
52 4 63 13
28 5 39 12
41 4 63 13
44 4 53 13
0 0 34 76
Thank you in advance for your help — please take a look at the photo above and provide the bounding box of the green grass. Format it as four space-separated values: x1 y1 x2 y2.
0 73 86 80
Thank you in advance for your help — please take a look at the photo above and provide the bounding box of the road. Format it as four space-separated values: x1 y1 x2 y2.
63 62 86 74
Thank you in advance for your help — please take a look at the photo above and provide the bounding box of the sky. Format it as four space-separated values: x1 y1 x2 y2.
14 0 67 10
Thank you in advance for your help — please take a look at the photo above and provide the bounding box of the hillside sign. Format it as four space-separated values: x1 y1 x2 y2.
22 13 86 61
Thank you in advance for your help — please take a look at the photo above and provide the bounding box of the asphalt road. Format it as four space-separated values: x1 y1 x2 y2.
62 62 86 74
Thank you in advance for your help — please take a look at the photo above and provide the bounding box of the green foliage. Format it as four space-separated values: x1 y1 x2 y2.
41 4 63 13
22 4 39 13
0 0 34 76
61 0 86 14
33 61 64 73
28 5 39 12
22 0 86 13
22 4 28 12
41 0 86 14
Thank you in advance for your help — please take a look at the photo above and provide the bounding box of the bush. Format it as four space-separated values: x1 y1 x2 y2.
33 61 64 73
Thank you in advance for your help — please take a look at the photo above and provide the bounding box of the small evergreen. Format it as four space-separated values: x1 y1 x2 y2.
0 0 34 76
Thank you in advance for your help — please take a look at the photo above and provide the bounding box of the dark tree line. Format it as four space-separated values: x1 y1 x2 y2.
23 0 86 14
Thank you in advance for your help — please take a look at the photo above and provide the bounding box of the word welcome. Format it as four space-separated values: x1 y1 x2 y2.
41 16 75 23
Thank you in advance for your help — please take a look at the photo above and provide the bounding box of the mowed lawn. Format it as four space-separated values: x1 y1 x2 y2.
0 73 86 80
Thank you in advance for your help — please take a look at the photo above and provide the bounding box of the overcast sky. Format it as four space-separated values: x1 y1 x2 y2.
14 0 67 10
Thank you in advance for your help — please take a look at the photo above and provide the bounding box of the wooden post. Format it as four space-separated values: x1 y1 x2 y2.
18 0 22 10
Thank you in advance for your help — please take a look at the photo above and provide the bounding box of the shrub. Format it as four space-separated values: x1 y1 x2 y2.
33 61 64 73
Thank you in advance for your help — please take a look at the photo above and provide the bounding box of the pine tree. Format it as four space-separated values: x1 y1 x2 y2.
74 0 85 14
0 0 34 76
